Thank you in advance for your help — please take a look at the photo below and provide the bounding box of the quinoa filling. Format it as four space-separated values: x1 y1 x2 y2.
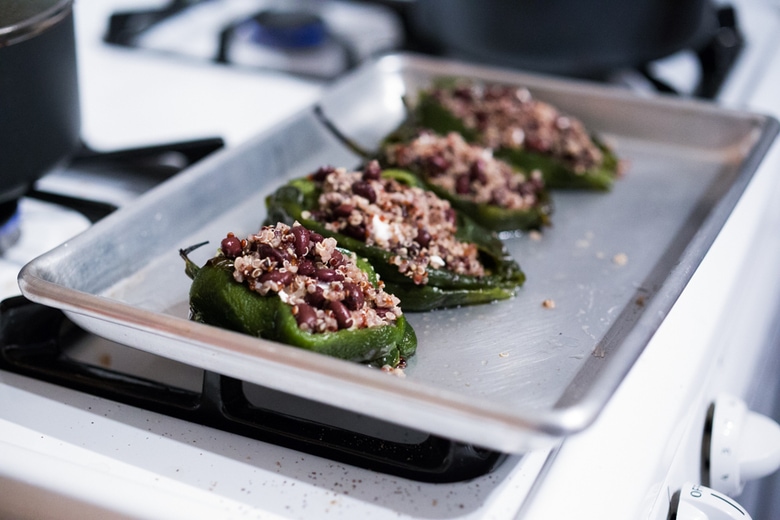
301 162 486 286
220 222 402 333
427 81 605 174
384 131 545 210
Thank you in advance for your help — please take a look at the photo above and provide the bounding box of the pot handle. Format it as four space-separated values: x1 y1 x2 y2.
70 137 225 173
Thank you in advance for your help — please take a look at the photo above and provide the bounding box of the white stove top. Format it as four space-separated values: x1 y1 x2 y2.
3 1 780 519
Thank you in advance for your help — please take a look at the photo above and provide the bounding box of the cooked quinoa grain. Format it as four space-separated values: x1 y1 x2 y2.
303 162 486 285
221 222 402 333
428 81 605 174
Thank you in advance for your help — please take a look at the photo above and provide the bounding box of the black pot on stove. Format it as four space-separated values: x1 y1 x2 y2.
369 0 719 79
0 0 80 206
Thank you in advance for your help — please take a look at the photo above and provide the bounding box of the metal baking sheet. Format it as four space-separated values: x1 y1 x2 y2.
19 54 779 453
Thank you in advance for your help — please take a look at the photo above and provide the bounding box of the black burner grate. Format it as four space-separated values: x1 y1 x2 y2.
0 296 507 482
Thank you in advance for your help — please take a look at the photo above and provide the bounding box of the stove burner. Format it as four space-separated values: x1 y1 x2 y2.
103 0 398 79
239 10 328 50
0 296 507 482
215 8 359 77
0 201 21 255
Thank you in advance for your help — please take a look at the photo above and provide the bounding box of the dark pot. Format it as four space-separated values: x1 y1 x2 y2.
371 0 717 78
0 0 80 205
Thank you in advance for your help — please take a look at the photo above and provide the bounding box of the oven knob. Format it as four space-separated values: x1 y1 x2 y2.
707 393 780 496
674 483 752 520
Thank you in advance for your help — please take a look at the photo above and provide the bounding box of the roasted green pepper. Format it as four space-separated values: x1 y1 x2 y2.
181 223 416 369
265 165 525 311
313 105 553 232
408 78 622 191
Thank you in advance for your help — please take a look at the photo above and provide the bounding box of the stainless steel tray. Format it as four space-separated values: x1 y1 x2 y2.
19 54 779 453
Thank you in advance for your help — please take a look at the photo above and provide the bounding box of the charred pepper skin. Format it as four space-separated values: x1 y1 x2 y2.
409 83 621 192
181 248 416 369
264 171 525 311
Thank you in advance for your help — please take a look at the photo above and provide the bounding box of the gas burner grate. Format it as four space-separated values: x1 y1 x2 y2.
0 296 507 483
102 0 400 80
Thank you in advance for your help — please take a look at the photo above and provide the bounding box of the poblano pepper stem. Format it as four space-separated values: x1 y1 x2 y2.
313 105 373 159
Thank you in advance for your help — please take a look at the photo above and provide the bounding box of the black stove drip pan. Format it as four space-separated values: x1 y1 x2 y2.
0 296 507 483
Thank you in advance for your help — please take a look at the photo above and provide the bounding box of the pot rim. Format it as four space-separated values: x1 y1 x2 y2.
0 0 73 47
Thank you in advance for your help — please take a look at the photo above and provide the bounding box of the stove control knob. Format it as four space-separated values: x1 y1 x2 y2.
707 393 780 496
674 483 752 520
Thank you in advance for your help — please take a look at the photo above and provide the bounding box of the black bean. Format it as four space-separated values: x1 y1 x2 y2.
329 300 353 329
415 228 432 248
351 181 377 203
526 136 546 152
333 203 354 218
362 160 382 180
297 259 315 277
257 244 284 264
445 208 457 224
343 224 366 240
517 181 539 197
456 174 471 194
306 286 326 308
453 86 473 100
259 270 293 286
291 225 310 257
329 249 346 268
469 159 488 184
426 155 450 176
343 282 364 311
310 210 327 222
295 303 318 330
311 165 336 181
220 235 243 258
315 268 344 282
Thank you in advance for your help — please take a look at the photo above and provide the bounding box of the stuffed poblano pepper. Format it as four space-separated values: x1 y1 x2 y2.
313 105 551 233
381 130 552 232
181 222 416 369
265 162 525 311
408 78 624 191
